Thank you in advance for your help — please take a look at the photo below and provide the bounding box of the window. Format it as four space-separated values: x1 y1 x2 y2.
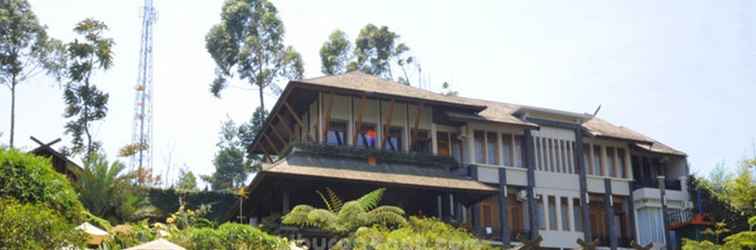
534 137 542 170
573 198 583 232
548 139 556 172
583 144 592 175
536 196 545 230
451 133 463 162
486 132 499 164
502 134 513 166
561 197 570 231
356 123 377 148
383 127 403 151
326 120 347 145
560 141 568 173
474 131 485 163
618 149 627 178
593 145 603 176
436 131 450 157
607 147 616 177
514 135 523 167
411 129 431 153
548 196 558 230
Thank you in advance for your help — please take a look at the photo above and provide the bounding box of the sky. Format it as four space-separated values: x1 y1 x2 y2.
2 0 754 187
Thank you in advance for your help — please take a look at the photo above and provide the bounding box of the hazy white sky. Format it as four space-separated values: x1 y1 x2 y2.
2 0 754 186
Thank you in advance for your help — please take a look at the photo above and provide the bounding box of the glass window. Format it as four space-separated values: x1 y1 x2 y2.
593 145 603 176
486 132 499 164
502 134 513 166
548 139 556 172
411 129 431 153
618 149 627 178
436 131 450 157
537 196 545 230
514 135 523 167
474 131 485 164
607 147 616 177
561 197 570 231
573 198 583 232
451 133 463 162
383 127 403 152
548 196 558 230
326 120 347 145
356 123 377 148
560 141 567 173
583 144 592 175
534 137 542 170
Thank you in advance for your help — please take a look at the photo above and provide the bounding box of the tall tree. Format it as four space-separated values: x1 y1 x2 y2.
61 19 114 159
320 24 417 85
0 0 65 148
320 30 351 75
205 0 304 111
202 119 252 190
176 168 198 192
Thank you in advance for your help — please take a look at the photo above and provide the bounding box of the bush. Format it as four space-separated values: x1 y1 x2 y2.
170 223 289 250
0 198 87 249
101 220 156 250
0 149 85 222
334 217 496 250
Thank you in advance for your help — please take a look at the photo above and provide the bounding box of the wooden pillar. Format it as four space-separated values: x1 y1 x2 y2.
575 128 593 241
282 190 290 214
498 167 510 244
524 129 539 240
604 179 618 250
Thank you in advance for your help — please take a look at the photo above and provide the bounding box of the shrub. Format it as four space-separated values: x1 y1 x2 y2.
170 223 289 250
0 149 85 222
333 217 496 250
101 220 156 250
0 198 87 249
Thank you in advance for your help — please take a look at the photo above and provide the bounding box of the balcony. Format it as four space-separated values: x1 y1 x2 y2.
633 178 682 191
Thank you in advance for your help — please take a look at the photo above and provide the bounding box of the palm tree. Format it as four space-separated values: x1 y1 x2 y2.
282 188 407 235
76 154 134 218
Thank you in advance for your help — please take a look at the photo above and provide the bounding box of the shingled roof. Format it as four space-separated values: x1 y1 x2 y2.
259 148 497 192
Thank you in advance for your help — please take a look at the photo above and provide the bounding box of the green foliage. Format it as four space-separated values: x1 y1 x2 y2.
683 215 756 249
333 217 496 250
320 30 351 75
167 203 213 229
102 220 156 249
176 169 199 192
170 223 289 250
77 154 134 219
725 163 755 213
205 0 304 110
0 149 85 222
0 198 87 249
62 18 115 157
205 108 268 191
282 188 407 236
145 187 236 222
0 0 64 148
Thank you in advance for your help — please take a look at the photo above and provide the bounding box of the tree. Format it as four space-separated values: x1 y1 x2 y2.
282 188 407 236
62 18 114 159
176 169 198 192
0 0 65 148
202 119 252 190
725 162 755 213
77 154 132 217
319 24 418 85
320 30 351 75
237 107 268 163
205 0 304 111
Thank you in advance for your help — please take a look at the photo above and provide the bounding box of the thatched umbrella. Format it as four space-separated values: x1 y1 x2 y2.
75 222 108 246
124 238 186 250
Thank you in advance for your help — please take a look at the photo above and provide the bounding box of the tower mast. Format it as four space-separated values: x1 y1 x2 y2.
130 0 156 182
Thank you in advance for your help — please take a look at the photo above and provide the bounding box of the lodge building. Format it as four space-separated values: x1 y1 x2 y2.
238 71 691 250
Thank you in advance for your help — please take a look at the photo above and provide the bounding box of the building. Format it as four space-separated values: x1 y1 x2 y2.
28 136 82 182
237 71 691 250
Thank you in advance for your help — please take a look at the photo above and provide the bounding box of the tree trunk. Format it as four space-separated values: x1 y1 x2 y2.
9 77 16 149
258 84 265 111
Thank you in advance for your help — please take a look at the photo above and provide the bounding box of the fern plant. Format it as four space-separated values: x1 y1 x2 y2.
282 188 407 235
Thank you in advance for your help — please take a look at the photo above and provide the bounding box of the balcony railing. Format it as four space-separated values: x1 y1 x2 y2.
633 178 682 191
667 208 694 225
